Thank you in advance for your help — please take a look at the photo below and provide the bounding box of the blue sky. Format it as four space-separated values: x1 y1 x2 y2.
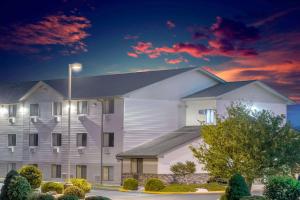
0 0 299 102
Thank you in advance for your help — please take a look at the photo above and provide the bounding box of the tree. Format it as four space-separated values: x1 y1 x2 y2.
19 165 42 189
0 170 19 200
170 161 196 183
190 103 300 187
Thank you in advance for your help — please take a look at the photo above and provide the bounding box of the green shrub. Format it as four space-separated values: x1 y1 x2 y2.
160 184 196 192
264 176 300 200
57 195 79 200
144 178 166 191
7 175 31 200
64 186 85 199
41 182 64 194
85 196 111 200
70 178 92 193
0 170 20 200
19 165 43 189
123 178 138 190
35 194 55 200
223 173 250 200
240 196 266 200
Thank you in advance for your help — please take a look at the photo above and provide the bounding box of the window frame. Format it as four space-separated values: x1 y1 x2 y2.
76 133 87 147
30 104 40 117
102 166 114 181
52 102 62 116
205 109 216 124
103 99 114 114
52 133 62 147
77 101 88 115
29 133 38 146
76 165 87 179
8 134 16 146
8 104 17 118
103 132 114 147
51 164 62 178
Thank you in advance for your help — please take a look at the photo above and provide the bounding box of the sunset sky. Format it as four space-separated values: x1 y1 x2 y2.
0 0 299 102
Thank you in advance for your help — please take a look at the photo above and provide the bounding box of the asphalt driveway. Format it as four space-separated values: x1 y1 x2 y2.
89 190 221 200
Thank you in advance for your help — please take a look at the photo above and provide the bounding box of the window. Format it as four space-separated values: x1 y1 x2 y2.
7 163 16 172
9 104 17 117
205 109 215 124
51 164 61 178
77 101 88 115
30 104 39 116
52 133 62 147
103 133 114 147
29 134 38 146
76 165 87 179
77 133 87 147
8 134 16 146
131 158 143 174
53 102 62 116
102 166 113 181
103 99 114 114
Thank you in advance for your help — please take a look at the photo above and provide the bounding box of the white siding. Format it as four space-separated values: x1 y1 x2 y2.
158 138 206 174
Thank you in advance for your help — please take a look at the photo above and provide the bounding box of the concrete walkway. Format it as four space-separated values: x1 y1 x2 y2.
89 190 221 200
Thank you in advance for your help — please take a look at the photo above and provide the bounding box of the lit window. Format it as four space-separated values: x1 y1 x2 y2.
51 164 61 178
103 133 114 147
206 109 215 124
9 105 17 117
77 133 87 147
29 134 38 146
76 165 87 179
103 99 114 114
102 166 113 181
52 133 62 147
53 102 62 116
30 104 39 116
8 134 16 146
77 101 88 115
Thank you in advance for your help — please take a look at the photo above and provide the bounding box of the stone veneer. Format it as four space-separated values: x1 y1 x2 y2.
122 173 210 185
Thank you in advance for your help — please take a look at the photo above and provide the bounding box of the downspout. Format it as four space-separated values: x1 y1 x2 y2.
99 99 104 185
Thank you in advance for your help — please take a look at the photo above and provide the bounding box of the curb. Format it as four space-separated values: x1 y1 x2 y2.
143 190 225 195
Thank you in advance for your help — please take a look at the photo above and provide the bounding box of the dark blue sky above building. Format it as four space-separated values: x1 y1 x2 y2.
0 0 299 101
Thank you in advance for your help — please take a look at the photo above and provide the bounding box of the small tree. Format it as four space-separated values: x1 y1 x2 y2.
0 170 19 200
7 175 31 200
170 161 196 183
224 173 250 200
191 103 300 187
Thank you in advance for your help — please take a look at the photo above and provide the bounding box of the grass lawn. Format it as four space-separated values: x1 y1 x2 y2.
160 182 227 192
93 184 121 191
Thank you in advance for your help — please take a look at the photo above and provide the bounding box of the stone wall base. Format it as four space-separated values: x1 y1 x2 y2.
122 173 210 185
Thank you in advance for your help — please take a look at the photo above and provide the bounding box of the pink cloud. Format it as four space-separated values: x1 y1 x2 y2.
0 14 91 54
165 57 188 64
127 52 139 58
166 20 176 29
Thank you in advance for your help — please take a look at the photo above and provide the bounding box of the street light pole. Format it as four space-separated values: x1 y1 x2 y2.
67 63 82 184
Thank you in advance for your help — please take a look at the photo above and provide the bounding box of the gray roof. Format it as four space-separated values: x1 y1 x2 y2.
184 80 255 99
0 68 195 103
116 126 201 158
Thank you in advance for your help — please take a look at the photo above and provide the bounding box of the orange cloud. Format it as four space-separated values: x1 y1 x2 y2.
165 57 188 64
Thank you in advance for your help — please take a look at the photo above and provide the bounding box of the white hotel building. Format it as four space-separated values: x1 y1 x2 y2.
0 67 293 184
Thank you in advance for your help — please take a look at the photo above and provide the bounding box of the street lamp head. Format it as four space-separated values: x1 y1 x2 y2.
70 63 82 72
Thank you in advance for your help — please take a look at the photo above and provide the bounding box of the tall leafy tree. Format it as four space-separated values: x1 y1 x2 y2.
191 103 300 186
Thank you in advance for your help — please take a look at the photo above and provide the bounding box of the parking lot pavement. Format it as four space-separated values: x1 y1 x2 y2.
89 190 221 200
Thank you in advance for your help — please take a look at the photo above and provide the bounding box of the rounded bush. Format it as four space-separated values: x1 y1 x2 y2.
223 173 250 200
70 178 92 193
41 182 64 194
64 186 85 199
85 196 111 200
0 170 20 200
264 176 300 200
144 178 166 191
19 165 43 189
7 175 31 200
35 194 55 200
57 195 79 200
123 178 138 190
